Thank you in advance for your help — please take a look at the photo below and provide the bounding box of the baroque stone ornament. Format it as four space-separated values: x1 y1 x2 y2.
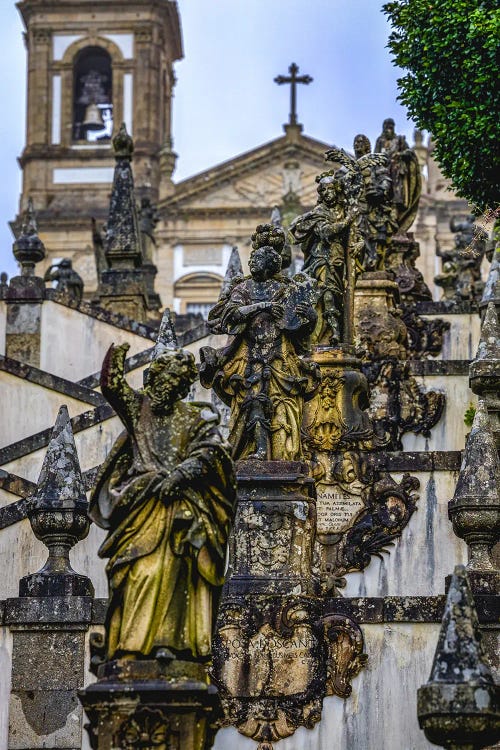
200 242 320 461
312 452 419 594
80 334 237 750
386 233 450 358
417 566 500 750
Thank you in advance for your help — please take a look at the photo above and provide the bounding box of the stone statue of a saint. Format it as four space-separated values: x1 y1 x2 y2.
353 134 399 271
374 118 421 232
290 169 361 345
200 244 320 461
89 344 236 660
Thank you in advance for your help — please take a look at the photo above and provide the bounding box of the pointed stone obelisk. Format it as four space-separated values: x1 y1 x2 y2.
448 400 500 592
152 307 178 357
20 405 93 596
418 565 500 749
480 246 499 313
95 123 151 321
219 246 243 299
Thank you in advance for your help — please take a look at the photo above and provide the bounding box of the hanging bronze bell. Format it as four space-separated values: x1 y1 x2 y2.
83 102 104 130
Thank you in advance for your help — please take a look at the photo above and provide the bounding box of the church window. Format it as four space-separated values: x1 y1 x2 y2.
73 47 113 143
186 302 214 319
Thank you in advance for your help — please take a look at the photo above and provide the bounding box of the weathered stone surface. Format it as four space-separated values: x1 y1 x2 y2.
417 566 500 749
449 401 500 592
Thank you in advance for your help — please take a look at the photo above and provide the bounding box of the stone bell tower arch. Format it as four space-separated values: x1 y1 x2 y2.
14 0 183 291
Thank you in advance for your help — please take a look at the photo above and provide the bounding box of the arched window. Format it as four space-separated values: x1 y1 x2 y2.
73 47 113 143
174 273 224 318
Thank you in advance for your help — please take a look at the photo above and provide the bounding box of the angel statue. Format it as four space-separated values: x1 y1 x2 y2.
89 340 236 661
290 151 363 347
353 134 399 271
199 242 320 462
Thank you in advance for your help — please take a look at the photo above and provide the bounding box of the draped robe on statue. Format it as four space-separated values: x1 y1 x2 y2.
89 386 235 660
201 275 319 461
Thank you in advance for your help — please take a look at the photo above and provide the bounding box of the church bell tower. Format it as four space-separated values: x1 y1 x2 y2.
14 0 183 290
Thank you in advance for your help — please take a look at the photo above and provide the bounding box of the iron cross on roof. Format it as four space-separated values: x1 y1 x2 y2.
274 63 313 126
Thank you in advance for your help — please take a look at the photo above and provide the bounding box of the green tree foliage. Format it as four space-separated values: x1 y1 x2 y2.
383 0 500 212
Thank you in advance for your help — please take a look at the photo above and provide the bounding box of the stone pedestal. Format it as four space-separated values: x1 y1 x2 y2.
226 460 317 596
354 271 408 360
80 658 220 750
6 596 92 750
95 269 149 322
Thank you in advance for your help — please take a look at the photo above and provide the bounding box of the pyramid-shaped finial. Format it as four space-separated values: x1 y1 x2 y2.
33 405 87 509
429 566 493 684
417 566 500 749
451 401 500 510
151 308 178 360
449 400 500 579
480 246 499 308
270 205 282 227
12 197 46 275
220 246 244 299
20 405 93 597
470 301 500 397
475 302 500 363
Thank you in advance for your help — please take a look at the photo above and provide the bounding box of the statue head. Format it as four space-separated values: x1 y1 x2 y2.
316 174 340 207
382 118 396 138
145 349 197 413
248 246 282 281
353 134 371 158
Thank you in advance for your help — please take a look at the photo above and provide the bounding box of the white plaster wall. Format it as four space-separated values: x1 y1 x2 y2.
425 312 481 360
0 628 13 750
40 302 153 381
0 373 95 449
0 302 6 356
401 374 476 453
214 623 441 750
343 471 467 598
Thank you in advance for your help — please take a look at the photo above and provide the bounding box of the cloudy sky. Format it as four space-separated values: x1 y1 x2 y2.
0 0 416 276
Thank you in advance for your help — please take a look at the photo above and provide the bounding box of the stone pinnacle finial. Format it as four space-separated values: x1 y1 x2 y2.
12 197 46 276
20 405 93 597
113 122 134 160
270 205 282 227
449 400 500 583
480 246 499 310
34 405 87 508
417 566 500 749
220 246 243 299
105 124 143 265
151 308 178 360
475 302 500 362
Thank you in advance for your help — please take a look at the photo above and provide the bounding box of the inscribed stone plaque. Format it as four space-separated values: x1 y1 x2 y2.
316 483 365 534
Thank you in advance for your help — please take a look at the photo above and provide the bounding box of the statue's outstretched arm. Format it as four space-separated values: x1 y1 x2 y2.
100 343 139 429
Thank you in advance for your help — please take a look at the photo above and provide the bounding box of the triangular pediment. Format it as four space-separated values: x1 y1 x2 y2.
162 129 332 213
